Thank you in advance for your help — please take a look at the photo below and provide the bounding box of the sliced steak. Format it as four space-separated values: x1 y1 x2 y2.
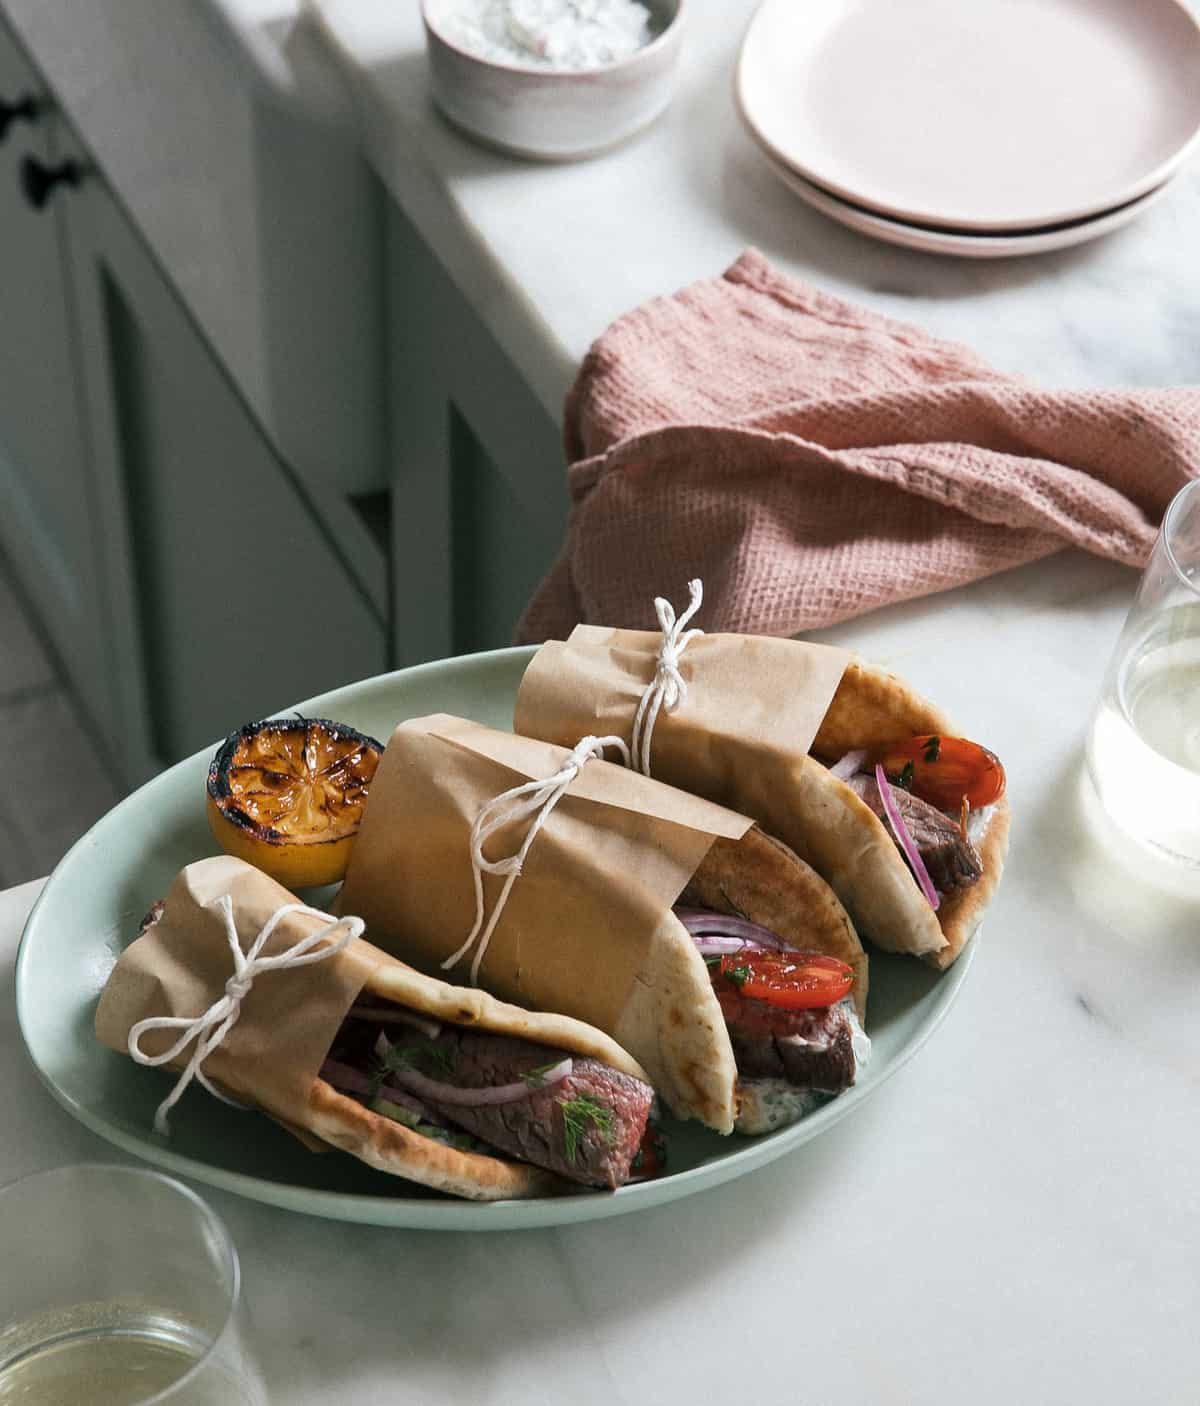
423 1031 653 1191
326 1013 653 1190
845 773 983 894
715 987 857 1094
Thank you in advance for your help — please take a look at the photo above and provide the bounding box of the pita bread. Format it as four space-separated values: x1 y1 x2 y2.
808 661 1011 967
683 827 867 1018
96 857 652 1202
609 825 867 1134
667 828 867 1135
514 644 1007 970
334 718 870 1134
650 660 1009 968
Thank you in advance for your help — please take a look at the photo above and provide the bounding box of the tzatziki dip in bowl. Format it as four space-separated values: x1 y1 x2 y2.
421 0 685 159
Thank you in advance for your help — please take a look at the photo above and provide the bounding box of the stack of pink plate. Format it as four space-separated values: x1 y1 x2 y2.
736 0 1200 258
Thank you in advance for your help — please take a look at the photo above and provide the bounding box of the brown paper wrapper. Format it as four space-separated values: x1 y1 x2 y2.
95 855 387 1134
335 714 754 1130
515 627 852 793
515 627 993 970
514 626 855 910
513 629 889 1009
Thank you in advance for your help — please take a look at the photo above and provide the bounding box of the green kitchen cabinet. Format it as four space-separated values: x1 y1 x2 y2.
0 21 109 736
386 203 565 665
0 14 387 786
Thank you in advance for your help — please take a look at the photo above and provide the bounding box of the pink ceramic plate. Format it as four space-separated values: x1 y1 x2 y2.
737 0 1200 232
759 148 1173 258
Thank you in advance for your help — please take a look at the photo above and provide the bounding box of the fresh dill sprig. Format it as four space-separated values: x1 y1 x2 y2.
559 1094 615 1164
368 1041 409 1102
419 1041 458 1077
718 886 751 922
366 1063 388 1103
520 1061 561 1089
371 1038 456 1093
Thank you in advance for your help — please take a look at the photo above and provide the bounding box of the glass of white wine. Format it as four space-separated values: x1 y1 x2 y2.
1086 478 1200 868
0 1164 267 1406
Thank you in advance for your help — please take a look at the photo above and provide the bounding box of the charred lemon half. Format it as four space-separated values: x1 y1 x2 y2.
206 717 383 888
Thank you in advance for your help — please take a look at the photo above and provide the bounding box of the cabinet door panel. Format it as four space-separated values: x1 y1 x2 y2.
58 130 386 783
386 203 567 665
0 20 109 735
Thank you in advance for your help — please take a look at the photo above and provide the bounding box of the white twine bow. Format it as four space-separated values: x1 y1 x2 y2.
128 897 364 1136
629 578 704 776
442 733 631 986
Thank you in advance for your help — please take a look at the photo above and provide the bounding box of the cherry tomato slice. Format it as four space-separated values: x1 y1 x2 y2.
717 952 854 1010
631 1122 668 1181
876 734 1005 812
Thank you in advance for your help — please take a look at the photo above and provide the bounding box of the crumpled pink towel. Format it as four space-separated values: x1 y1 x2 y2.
516 249 1200 643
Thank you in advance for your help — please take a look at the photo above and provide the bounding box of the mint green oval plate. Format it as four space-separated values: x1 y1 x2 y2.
16 647 974 1230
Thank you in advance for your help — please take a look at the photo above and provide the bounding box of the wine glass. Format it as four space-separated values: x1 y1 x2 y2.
0 1164 267 1405
1085 477 1200 867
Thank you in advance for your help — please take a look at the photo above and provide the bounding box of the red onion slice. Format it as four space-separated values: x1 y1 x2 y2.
874 763 940 911
374 1033 573 1107
319 1058 434 1122
320 1057 375 1097
348 1004 442 1039
393 1058 573 1107
692 936 767 957
829 748 870 780
675 908 793 951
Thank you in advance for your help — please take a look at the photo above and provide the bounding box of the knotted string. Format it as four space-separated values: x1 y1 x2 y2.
442 733 631 986
629 578 704 776
128 897 364 1135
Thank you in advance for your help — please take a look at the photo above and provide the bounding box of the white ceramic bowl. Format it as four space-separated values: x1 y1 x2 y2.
421 0 685 160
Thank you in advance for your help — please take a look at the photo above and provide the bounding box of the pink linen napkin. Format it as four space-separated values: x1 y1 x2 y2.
517 250 1200 643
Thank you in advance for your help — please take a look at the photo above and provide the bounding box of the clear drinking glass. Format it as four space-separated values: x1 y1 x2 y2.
1086 478 1200 867
0 1164 267 1406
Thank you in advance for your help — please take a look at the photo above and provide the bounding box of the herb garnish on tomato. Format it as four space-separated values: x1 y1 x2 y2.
878 734 1005 812
713 952 853 1011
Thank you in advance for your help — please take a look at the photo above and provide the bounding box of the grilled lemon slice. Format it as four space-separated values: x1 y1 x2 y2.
206 717 383 888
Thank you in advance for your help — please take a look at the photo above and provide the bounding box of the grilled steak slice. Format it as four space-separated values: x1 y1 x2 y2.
845 773 983 894
715 985 857 1093
732 1024 855 1092
422 1030 653 1191
327 1012 654 1190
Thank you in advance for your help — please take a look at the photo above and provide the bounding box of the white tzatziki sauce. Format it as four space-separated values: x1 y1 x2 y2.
735 1001 870 1135
967 802 996 847
440 0 654 70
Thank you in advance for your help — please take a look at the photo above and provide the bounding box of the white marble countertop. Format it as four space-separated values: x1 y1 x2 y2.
5 546 1200 1404
312 0 1200 419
